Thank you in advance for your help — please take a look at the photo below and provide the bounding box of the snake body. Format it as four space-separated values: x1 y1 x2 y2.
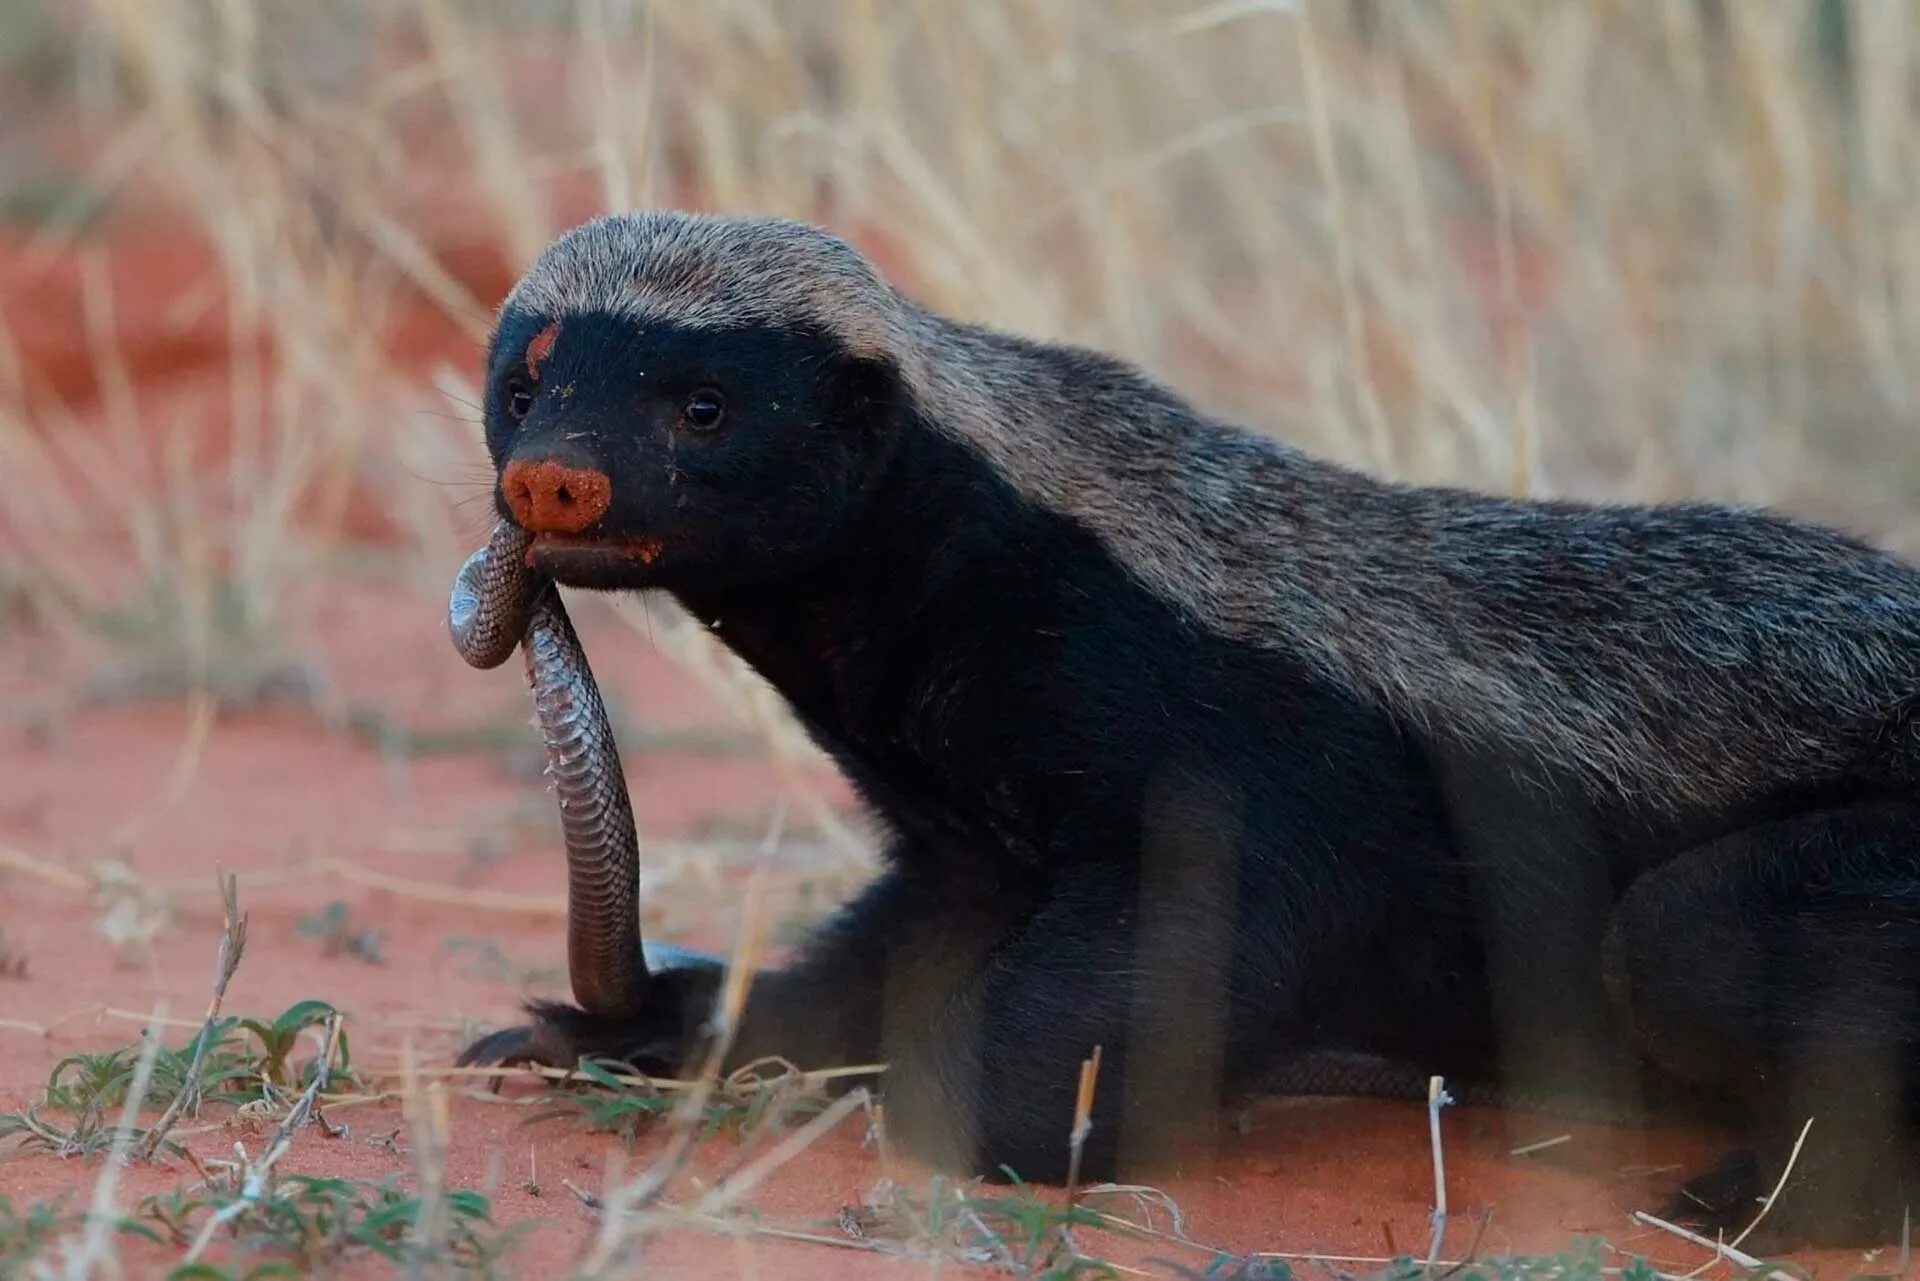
448 520 649 1018
445 522 1656 1126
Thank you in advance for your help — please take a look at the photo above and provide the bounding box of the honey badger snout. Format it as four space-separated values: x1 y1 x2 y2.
500 455 612 535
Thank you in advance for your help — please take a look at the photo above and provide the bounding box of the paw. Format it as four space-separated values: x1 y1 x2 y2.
1665 1146 1919 1252
456 1016 586 1073
456 958 725 1083
1662 1150 1762 1239
455 1001 650 1082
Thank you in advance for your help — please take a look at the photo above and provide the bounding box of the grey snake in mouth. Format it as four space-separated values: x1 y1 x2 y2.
447 519 651 1019
442 518 1658 1126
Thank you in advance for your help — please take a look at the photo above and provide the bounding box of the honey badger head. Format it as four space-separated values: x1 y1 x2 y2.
483 213 912 594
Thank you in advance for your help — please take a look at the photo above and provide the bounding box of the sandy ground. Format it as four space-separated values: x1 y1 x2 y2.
0 225 1888 1280
3 576 1872 1280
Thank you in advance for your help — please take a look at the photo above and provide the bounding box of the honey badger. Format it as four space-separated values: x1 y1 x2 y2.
464 210 1920 1248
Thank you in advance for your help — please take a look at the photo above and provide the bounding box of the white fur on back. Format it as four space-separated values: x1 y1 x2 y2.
507 211 1920 812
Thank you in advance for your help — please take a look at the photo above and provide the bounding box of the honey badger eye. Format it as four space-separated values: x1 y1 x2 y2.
681 390 726 431
505 381 535 420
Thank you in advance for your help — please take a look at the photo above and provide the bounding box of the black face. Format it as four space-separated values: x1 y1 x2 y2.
483 308 901 595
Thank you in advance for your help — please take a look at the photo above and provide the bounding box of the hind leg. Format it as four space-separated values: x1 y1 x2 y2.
1603 801 1920 1250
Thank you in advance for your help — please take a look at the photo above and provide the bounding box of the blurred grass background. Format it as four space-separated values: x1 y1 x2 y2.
0 0 1916 716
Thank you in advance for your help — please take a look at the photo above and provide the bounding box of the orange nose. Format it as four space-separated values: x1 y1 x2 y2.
500 459 612 535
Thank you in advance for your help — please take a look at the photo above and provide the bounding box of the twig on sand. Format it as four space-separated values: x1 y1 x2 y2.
1509 1133 1573 1158
140 870 248 1159
0 842 570 915
1632 1211 1763 1272
0 1004 211 1039
401 1059 884 1093
0 842 90 890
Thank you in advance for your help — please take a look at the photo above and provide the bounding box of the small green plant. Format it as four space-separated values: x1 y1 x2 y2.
234 1000 355 1088
1446 1237 1622 1281
0 1195 75 1273
132 1175 531 1277
0 1040 202 1158
525 1057 677 1144
0 927 27 979
295 902 385 965
0 1000 355 1158
960 1169 1128 1279
525 1055 831 1148
838 1172 1129 1277
1179 1257 1296 1281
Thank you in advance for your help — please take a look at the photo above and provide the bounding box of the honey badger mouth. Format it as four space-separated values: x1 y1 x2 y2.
524 531 668 589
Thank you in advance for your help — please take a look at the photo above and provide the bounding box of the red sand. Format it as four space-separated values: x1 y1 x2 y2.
0 227 1885 1281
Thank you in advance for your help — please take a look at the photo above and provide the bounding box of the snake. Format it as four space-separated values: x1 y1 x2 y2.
444 519 1658 1127
448 519 651 1019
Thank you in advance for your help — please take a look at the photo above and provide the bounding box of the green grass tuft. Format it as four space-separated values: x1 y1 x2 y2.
0 999 355 1159
0 1195 75 1274
131 1175 531 1278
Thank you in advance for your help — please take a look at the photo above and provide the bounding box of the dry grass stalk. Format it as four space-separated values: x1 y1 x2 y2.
1630 1211 1764 1273
693 1086 874 1218
1720 1116 1815 1256
1065 1043 1104 1206
180 1011 344 1266
137 871 247 1160
1425 1073 1452 1268
400 1037 454 1276
574 807 786 1274
1507 1133 1573 1158
64 1002 168 1280
1664 1114 1817 1280
410 1059 884 1095
11 5 1911 924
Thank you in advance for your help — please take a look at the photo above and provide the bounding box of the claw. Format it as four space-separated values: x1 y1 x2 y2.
454 969 718 1091
455 1019 585 1084
1663 1145 1920 1252
1661 1149 1760 1235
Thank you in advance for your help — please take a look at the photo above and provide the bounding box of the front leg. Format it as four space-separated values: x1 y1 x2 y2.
456 864 1024 1080
463 840 1316 1185
871 854 1299 1184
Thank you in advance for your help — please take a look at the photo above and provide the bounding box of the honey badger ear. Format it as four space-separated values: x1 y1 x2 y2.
822 353 903 433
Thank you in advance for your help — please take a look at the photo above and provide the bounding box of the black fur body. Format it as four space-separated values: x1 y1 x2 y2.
462 213 1920 1249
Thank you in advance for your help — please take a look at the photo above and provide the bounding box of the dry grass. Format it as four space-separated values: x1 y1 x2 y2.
3 0 1916 714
